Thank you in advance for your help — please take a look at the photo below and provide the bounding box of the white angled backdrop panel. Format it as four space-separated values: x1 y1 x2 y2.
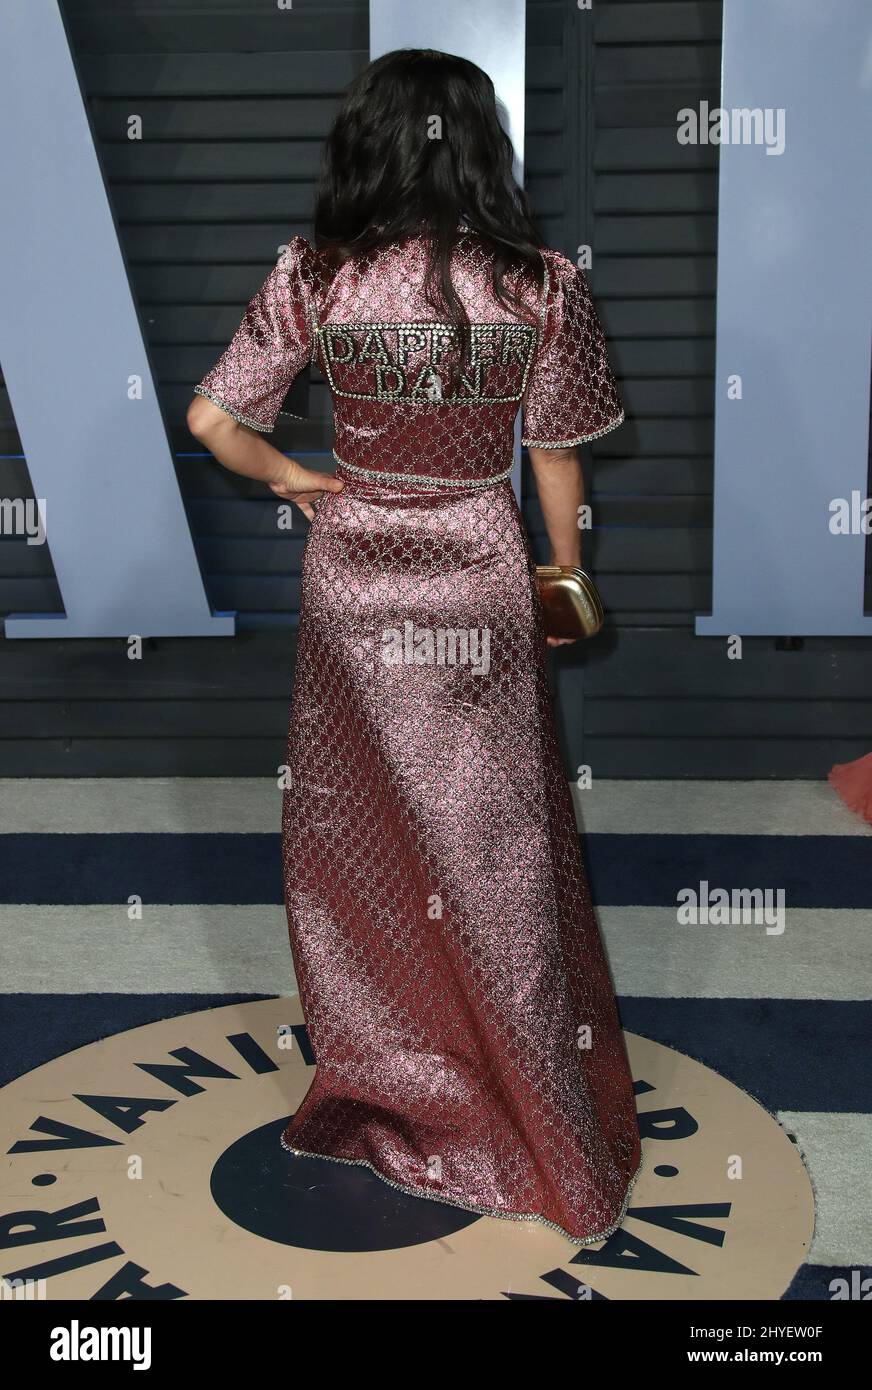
0 1 232 638
697 0 872 637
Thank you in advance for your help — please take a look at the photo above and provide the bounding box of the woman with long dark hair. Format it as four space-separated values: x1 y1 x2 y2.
188 49 641 1244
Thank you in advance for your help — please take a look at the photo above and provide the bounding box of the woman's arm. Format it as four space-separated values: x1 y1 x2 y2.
186 395 343 520
527 444 584 567
527 445 587 647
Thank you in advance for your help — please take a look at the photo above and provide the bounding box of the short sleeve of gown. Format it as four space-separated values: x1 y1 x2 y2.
193 235 315 433
521 251 624 448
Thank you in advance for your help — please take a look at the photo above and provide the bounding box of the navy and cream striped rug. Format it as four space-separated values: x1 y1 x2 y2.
1 778 868 1299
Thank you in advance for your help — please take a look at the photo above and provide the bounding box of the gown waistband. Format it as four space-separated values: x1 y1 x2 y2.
333 452 514 493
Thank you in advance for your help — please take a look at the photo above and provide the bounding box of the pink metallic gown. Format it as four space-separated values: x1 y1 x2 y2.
195 230 642 1243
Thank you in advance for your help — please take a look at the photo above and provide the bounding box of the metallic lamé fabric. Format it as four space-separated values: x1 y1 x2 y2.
194 232 625 460
195 232 640 1243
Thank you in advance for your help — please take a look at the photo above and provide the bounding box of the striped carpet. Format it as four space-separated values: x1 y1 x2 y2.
1 776 869 1300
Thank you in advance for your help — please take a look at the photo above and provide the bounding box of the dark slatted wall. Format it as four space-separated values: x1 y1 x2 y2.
0 0 868 776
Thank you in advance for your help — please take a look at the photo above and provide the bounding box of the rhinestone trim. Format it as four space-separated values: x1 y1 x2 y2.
333 451 514 492
315 320 538 404
280 1130 645 1248
522 410 626 448
192 383 273 433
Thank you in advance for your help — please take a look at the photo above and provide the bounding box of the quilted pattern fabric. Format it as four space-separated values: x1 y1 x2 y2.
195 232 639 1242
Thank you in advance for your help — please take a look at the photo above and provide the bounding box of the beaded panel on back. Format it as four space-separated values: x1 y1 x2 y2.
194 231 624 483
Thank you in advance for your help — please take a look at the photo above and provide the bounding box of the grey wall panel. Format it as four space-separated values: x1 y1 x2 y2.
697 0 872 637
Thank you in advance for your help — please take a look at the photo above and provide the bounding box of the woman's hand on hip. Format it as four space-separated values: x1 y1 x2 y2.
268 458 345 521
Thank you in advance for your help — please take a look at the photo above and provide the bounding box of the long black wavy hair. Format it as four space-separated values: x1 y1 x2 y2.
313 48 545 363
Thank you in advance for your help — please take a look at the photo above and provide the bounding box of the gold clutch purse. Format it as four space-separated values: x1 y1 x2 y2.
536 565 604 640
